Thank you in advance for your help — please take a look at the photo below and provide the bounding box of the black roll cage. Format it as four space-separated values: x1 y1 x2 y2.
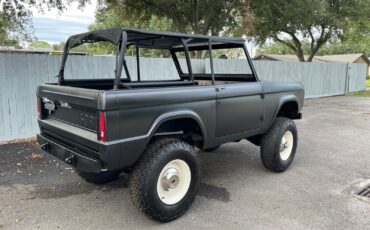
57 28 259 89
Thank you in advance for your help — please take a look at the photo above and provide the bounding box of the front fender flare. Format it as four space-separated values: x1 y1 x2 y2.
273 95 300 119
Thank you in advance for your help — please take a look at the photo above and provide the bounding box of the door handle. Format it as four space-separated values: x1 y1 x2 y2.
216 87 225 92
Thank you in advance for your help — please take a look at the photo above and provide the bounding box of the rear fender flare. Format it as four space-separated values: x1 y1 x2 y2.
146 110 207 147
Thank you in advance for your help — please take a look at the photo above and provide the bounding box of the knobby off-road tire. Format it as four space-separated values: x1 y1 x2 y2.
260 117 298 173
129 138 200 222
203 145 221 152
77 170 121 184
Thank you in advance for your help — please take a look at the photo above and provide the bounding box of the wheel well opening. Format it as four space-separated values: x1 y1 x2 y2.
247 135 262 146
153 118 204 148
278 101 298 119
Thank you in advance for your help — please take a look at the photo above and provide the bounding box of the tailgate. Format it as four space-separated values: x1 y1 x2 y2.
37 84 101 132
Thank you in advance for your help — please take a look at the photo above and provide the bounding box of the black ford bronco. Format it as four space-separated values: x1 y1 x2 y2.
37 28 304 222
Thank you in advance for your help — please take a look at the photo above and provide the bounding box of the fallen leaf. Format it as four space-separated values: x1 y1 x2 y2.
25 153 45 161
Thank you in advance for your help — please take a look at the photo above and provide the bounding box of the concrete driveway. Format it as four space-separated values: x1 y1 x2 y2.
1 96 370 229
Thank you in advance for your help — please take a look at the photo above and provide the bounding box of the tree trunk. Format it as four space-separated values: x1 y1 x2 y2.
295 49 305 62
274 35 306 62
274 36 305 62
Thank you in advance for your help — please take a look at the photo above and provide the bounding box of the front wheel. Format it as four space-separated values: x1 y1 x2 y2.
129 138 200 222
260 117 298 172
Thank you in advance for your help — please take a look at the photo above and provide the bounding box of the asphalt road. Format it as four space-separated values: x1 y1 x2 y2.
1 96 370 229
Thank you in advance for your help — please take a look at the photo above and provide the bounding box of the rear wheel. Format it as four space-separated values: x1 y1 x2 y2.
77 170 121 184
260 117 298 172
129 138 200 222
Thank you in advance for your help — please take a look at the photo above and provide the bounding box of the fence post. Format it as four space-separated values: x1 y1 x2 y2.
344 62 349 94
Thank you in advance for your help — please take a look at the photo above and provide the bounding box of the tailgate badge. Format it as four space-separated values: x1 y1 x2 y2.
60 101 72 109
43 98 55 114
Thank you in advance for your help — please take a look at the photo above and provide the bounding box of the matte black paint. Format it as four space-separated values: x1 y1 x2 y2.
37 81 304 173
37 29 304 173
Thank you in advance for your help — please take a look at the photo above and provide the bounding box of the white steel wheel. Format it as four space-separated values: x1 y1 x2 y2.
279 130 294 161
157 159 191 205
260 117 298 172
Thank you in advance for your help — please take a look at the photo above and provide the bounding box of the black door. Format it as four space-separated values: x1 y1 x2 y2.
215 82 263 137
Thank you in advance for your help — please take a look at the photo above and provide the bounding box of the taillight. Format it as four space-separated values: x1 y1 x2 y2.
99 112 106 142
37 97 41 119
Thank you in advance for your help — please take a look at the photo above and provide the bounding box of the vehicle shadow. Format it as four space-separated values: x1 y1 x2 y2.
2 140 264 203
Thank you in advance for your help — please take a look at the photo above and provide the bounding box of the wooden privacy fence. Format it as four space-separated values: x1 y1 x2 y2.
0 53 367 141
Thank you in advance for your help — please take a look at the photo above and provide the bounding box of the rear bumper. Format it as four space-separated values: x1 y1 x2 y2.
37 119 148 172
37 134 103 173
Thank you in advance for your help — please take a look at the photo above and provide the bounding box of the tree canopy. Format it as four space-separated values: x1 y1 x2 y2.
85 0 243 56
101 0 242 36
0 11 21 46
0 0 90 46
257 21 370 57
244 0 370 61
85 3 174 56
1 0 369 60
0 0 58 45
29 41 52 49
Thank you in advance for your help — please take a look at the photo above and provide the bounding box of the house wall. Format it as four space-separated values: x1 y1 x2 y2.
354 57 370 77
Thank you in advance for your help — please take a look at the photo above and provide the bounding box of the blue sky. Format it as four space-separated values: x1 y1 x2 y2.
31 1 96 44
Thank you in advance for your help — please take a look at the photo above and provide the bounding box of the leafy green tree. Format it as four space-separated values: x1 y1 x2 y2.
91 0 244 57
87 4 174 56
0 0 57 45
29 41 52 49
257 43 300 56
257 22 370 57
327 21 370 57
52 42 65 51
0 11 28 46
0 0 90 45
244 0 370 62
103 0 242 35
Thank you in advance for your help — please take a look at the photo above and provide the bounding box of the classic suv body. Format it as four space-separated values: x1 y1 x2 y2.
36 27 304 175
37 80 303 172
36 28 304 222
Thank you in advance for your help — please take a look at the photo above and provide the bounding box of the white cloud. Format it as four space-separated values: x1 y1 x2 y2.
31 0 97 44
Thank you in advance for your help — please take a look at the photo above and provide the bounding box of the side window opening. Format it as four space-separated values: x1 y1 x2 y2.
174 45 256 85
211 46 255 85
175 50 210 75
127 47 180 81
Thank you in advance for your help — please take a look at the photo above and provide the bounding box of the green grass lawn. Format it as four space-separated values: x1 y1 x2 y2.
347 79 370 97
347 78 370 97
348 91 370 97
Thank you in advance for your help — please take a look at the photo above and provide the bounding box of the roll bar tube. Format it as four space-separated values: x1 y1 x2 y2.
208 39 215 84
56 31 256 87
57 39 70 85
181 38 194 82
114 31 128 89
242 43 259 82
136 45 141 82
